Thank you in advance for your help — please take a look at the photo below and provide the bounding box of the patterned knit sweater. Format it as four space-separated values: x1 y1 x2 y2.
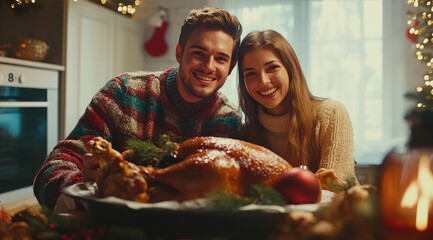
33 67 241 208
255 99 357 182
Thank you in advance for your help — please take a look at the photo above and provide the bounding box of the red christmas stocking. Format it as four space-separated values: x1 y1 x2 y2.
144 21 169 57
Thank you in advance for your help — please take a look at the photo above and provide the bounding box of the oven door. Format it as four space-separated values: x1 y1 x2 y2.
0 87 49 196
0 61 60 204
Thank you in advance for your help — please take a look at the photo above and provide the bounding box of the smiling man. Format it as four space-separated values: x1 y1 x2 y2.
33 6 243 209
176 27 235 102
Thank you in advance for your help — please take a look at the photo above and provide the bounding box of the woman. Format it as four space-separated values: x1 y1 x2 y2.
237 30 357 186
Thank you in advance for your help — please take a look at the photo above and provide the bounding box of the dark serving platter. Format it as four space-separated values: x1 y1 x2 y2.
64 182 329 239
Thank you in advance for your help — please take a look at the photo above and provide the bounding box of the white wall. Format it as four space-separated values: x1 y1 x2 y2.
133 0 206 71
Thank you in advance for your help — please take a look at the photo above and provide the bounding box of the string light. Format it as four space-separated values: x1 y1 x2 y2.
115 0 139 15
8 0 36 8
81 0 141 16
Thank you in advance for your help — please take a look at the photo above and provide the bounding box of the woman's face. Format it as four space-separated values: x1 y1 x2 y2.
242 47 290 116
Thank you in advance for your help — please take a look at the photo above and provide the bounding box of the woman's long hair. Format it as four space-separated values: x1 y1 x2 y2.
238 30 321 168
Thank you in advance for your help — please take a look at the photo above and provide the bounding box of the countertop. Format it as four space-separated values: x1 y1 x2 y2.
2 197 40 216
0 56 64 71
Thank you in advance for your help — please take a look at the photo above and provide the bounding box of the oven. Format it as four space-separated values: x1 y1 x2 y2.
0 60 61 204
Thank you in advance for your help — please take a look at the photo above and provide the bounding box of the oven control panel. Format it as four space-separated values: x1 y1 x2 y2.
5 72 24 84
0 63 59 89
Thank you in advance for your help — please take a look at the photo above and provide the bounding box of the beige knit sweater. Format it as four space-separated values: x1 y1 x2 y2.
257 99 357 182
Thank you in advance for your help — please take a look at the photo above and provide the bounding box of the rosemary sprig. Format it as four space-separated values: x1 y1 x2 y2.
206 184 285 211
248 184 286 206
206 192 248 211
125 134 178 167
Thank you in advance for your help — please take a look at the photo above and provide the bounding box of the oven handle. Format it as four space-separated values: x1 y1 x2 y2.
0 101 49 107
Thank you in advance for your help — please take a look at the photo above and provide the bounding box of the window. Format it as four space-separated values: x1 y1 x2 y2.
209 0 407 164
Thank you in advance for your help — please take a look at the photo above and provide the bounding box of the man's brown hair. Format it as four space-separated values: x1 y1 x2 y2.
179 6 242 64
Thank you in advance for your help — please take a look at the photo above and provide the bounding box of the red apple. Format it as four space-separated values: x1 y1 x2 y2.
274 167 321 204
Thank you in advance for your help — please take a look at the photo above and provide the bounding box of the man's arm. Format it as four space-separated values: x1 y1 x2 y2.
33 76 128 208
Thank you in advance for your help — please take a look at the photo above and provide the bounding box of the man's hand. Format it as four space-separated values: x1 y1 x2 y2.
82 137 104 181
82 153 99 181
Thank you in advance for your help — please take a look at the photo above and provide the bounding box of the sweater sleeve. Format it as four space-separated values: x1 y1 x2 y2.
316 100 357 182
33 76 128 208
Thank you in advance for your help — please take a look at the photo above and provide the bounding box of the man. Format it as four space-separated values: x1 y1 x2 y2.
33 6 243 209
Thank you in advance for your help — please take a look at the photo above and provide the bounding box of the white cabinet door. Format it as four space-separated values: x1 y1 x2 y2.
64 0 145 137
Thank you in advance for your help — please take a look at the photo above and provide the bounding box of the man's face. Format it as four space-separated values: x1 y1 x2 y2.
176 27 235 103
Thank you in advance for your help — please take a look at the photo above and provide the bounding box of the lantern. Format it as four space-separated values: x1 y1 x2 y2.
380 146 433 239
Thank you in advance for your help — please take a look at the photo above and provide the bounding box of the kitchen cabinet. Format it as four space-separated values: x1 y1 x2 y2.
63 0 145 137
0 1 64 65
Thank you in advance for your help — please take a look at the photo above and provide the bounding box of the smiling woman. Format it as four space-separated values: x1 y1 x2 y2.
236 29 358 183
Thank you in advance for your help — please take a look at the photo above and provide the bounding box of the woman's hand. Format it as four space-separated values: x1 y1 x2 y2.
315 168 345 192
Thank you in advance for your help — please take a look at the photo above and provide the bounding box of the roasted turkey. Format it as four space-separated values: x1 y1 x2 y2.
89 136 293 203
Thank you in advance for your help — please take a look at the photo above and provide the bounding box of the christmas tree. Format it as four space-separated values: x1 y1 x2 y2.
406 0 433 111
405 0 433 148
